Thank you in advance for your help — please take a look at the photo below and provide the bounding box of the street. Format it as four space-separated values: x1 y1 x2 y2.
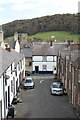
15 75 78 118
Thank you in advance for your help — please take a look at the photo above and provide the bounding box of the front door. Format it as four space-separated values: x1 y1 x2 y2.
35 66 39 73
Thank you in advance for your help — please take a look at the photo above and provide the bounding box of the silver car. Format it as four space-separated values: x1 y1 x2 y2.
50 82 63 95
23 77 35 89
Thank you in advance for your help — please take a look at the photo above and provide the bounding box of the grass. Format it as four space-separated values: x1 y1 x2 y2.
28 31 79 41
5 31 80 42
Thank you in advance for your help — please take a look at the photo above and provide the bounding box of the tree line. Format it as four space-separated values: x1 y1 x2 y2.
2 13 80 38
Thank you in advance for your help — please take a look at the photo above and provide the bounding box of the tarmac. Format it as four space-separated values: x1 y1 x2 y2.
31 73 55 80
15 73 56 116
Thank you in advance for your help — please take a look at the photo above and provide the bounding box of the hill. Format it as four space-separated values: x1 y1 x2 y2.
28 31 79 41
2 13 79 38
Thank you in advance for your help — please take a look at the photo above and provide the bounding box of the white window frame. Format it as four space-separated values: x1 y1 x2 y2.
42 65 47 71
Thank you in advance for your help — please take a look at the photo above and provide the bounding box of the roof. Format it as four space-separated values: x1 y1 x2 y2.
71 50 80 62
10 39 16 49
21 47 32 58
20 40 33 49
60 49 80 62
32 42 68 56
0 47 14 76
60 49 71 60
11 50 24 65
72 57 80 69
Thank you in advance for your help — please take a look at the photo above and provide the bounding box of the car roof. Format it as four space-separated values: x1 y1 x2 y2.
26 77 32 80
52 82 61 85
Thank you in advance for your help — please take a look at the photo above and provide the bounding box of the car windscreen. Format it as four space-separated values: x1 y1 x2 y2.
53 84 62 88
25 79 32 83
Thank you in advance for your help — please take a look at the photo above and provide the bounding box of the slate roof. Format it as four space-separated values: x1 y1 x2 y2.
20 47 32 58
0 47 14 76
60 49 80 63
20 40 33 49
10 39 16 49
60 49 71 60
71 50 80 62
11 50 24 66
32 42 68 56
72 57 80 69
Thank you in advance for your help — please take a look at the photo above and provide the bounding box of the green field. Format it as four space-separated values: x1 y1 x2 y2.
5 31 79 42
28 31 79 41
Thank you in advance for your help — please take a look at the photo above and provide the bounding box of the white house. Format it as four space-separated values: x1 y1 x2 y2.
32 42 68 74
0 47 15 119
0 46 25 119
32 42 57 74
10 50 25 96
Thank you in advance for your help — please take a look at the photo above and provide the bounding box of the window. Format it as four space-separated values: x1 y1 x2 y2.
15 66 17 76
5 75 10 86
18 63 20 71
42 56 47 61
11 64 12 74
11 80 13 92
42 65 47 71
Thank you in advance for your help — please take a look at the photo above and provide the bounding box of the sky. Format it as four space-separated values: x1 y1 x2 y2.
0 0 80 25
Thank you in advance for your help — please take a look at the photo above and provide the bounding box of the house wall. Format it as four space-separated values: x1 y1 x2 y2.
4 62 15 118
22 57 25 79
0 76 4 119
0 77 2 101
14 57 25 96
32 56 57 74
0 101 1 120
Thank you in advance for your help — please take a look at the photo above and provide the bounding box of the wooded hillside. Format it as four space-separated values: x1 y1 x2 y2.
2 13 79 38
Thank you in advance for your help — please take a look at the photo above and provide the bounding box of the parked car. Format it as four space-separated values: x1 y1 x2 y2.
23 77 35 89
50 82 64 95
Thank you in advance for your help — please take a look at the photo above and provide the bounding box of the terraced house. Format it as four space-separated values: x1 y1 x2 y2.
58 43 80 118
0 47 15 119
0 46 25 119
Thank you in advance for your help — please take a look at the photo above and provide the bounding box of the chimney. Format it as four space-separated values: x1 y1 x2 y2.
50 40 53 46
67 40 70 47
0 25 4 42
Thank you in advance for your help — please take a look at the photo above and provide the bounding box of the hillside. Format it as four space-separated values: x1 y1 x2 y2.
28 31 79 41
2 13 79 38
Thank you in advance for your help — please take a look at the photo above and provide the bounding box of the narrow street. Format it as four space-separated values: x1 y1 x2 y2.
15 75 78 118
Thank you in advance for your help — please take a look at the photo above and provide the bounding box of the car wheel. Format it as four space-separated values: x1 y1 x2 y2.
50 89 52 95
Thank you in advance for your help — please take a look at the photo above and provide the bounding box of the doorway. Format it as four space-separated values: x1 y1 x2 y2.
8 86 10 106
35 66 39 73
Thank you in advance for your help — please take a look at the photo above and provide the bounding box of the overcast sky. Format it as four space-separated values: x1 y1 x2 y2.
0 0 79 25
